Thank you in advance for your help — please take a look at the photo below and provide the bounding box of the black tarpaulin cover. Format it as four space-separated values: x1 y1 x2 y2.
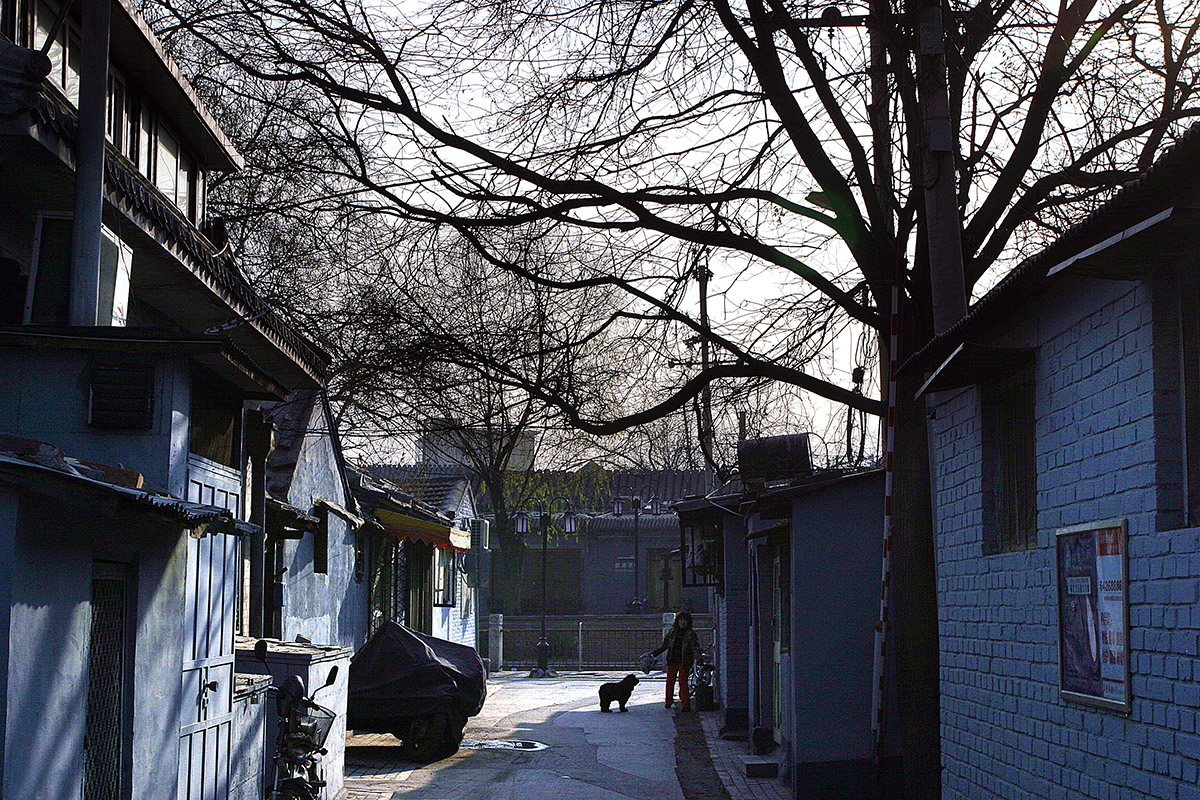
347 621 487 731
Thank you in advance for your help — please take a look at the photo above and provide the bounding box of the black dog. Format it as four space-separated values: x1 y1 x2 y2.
599 674 640 712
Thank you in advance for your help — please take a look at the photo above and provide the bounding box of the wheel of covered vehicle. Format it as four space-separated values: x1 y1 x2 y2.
275 777 317 800
400 713 448 762
444 713 467 751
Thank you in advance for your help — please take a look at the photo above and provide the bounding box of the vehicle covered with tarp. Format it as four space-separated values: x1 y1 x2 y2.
347 622 486 760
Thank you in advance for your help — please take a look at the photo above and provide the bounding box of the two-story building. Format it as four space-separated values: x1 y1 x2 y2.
0 1 330 798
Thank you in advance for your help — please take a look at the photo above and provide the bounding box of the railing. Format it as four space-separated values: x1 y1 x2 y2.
482 614 714 671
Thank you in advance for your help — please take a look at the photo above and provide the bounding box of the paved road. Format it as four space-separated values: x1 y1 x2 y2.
345 671 687 800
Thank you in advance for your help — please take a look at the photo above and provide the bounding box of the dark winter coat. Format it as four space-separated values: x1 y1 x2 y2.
653 626 701 667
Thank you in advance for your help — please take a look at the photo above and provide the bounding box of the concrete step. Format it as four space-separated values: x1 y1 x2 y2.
739 755 780 779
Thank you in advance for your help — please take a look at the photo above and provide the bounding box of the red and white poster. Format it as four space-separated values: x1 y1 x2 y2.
1057 520 1129 711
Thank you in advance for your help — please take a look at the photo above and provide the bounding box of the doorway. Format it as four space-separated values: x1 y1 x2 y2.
771 538 790 744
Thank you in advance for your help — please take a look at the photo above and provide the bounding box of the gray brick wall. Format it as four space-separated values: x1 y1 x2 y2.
931 279 1200 799
718 516 750 730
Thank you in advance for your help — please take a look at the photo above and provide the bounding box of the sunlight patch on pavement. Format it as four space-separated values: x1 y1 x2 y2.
460 738 548 751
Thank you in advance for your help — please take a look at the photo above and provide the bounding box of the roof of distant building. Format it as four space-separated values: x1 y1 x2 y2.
366 464 475 518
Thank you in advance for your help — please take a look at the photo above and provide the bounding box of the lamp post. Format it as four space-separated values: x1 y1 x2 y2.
515 496 575 678
613 484 662 613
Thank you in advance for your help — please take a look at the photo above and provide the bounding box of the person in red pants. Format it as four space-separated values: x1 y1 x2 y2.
649 611 701 711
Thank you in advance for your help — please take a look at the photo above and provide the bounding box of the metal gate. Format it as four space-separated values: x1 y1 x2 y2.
178 455 240 800
85 562 128 800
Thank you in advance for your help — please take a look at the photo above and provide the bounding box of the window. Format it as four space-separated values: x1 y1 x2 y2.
26 214 72 324
156 125 180 204
313 510 328 575
188 373 242 469
179 152 199 223
35 0 79 105
106 72 125 150
123 94 140 166
97 227 132 326
88 364 155 430
26 217 131 326
0 256 25 325
138 104 154 180
681 521 722 589
981 361 1037 554
1 0 24 42
432 547 456 607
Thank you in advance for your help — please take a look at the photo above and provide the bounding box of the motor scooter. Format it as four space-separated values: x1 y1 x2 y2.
253 640 339 800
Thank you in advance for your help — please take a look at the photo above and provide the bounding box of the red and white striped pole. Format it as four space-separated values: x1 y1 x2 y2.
871 285 899 765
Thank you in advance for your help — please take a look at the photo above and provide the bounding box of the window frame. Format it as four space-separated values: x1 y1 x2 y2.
34 0 80 105
980 358 1039 555
432 546 456 608
311 509 329 575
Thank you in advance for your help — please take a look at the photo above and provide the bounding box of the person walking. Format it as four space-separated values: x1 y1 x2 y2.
648 611 701 711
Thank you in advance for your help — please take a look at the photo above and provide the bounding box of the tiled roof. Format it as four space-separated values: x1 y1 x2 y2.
31 94 329 385
262 390 320 502
578 514 681 535
0 433 248 533
366 464 473 516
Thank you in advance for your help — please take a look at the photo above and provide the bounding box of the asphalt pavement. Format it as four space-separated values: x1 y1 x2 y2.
343 670 696 800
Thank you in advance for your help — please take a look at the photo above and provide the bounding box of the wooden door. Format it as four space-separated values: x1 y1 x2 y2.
647 549 682 612
178 455 240 800
772 552 783 744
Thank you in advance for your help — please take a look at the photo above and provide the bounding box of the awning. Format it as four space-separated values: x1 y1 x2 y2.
0 453 255 537
915 342 1035 398
313 496 366 529
373 507 471 550
266 497 318 540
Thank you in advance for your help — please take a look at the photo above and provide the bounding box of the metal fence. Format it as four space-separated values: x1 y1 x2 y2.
482 615 714 671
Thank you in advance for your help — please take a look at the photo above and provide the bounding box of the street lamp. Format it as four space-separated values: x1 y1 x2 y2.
613 484 662 613
515 496 576 678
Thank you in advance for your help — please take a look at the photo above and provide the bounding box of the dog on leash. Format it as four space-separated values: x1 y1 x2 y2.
599 674 640 712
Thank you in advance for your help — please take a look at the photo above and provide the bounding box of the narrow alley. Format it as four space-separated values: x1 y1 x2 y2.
344 672 789 800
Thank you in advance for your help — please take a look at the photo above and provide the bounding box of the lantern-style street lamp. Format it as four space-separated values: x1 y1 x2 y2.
613 484 662 613
515 497 576 677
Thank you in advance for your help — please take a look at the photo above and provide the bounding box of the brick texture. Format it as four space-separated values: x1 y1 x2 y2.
931 280 1200 799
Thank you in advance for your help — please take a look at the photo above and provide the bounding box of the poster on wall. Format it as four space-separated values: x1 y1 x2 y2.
1056 519 1130 712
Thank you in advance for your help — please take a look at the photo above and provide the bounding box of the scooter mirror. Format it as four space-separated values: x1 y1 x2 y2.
254 640 269 662
324 665 339 687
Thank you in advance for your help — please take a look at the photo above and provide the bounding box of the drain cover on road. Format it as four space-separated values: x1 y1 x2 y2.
460 738 548 751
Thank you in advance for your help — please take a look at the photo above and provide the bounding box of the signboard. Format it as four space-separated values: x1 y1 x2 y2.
1056 519 1130 712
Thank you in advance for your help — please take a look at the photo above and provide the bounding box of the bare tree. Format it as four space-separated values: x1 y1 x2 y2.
152 0 1200 794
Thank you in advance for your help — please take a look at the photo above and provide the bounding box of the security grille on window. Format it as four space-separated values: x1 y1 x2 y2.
89 365 155 430
981 360 1037 554
432 547 456 607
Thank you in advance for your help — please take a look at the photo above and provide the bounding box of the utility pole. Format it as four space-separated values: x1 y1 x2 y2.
916 0 967 332
890 1 966 798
